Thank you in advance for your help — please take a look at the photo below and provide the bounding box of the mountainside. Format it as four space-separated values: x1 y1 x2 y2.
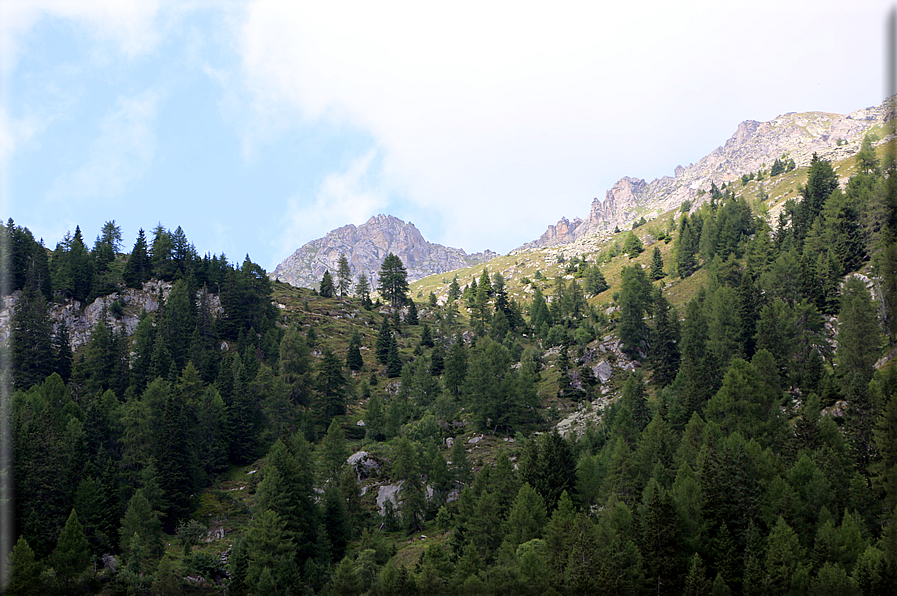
271 214 498 290
520 99 892 249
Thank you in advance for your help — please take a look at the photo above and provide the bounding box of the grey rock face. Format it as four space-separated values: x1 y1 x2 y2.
0 280 221 352
271 214 497 290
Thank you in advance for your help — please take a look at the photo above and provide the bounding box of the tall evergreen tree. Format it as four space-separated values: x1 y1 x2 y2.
336 253 352 296
123 228 151 287
50 509 91 585
378 253 409 307
317 349 347 420
319 270 335 298
651 246 666 280
375 317 392 365
11 270 54 389
346 328 364 371
355 273 371 307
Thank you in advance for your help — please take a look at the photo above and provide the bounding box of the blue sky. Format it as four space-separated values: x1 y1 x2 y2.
0 1 892 271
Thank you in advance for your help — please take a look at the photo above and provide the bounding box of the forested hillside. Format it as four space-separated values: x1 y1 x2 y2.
4 138 897 595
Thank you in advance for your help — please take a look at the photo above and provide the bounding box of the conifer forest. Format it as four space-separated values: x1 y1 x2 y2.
5 143 897 595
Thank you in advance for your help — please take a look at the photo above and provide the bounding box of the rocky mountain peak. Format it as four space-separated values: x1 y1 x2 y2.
271 214 497 290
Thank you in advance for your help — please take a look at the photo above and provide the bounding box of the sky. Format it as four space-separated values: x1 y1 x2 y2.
0 0 893 272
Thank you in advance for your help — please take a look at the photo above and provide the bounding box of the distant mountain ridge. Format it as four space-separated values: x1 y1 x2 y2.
518 99 892 250
271 214 498 290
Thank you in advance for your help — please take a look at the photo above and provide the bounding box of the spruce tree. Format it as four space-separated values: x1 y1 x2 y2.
386 334 402 378
123 228 151 287
651 246 666 280
378 253 409 307
317 349 347 419
407 299 419 325
448 275 461 301
11 270 54 389
50 509 91 585
375 317 392 365
346 329 364 371
336 253 352 296
355 273 371 307
319 270 335 298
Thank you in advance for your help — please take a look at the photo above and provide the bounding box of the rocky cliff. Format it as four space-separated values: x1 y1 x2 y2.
0 280 221 352
271 214 498 290
522 99 892 249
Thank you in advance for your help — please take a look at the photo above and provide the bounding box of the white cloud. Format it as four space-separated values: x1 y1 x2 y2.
276 149 388 261
0 1 165 73
49 89 159 201
237 0 889 253
0 106 40 162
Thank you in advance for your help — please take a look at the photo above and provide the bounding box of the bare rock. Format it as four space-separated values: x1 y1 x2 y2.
271 214 497 290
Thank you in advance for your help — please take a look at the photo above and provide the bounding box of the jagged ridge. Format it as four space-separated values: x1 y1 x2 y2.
520 100 892 249
271 214 497 290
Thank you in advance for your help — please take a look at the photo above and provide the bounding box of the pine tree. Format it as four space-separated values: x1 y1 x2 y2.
11 269 54 389
346 329 364 371
7 536 43 596
585 264 609 296
406 299 419 325
378 253 409 307
386 335 402 378
320 419 349 482
355 273 371 307
319 270 335 298
623 231 644 258
280 326 312 407
317 349 347 420
50 509 91 583
337 253 352 296
448 275 461 301
123 228 151 287
375 317 392 365
503 483 548 548
856 134 880 176
618 265 653 358
651 246 666 280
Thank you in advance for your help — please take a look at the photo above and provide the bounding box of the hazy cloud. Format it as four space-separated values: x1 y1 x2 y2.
238 0 887 253
49 89 159 201
0 1 165 72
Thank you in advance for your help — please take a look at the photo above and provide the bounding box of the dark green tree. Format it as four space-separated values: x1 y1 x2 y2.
337 253 352 296
123 228 151 287
375 317 392 365
378 253 409 307
319 270 335 298
407 299 419 325
317 349 347 420
618 265 653 357
346 329 364 371
386 334 402 378
11 271 54 389
354 272 372 308
651 246 666 280
585 264 609 295
50 509 91 585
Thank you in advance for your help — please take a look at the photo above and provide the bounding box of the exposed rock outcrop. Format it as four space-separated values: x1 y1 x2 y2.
523 99 892 248
271 214 497 290
0 280 221 352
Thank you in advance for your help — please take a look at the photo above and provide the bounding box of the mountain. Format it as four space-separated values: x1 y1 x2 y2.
271 214 498 290
520 100 891 249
